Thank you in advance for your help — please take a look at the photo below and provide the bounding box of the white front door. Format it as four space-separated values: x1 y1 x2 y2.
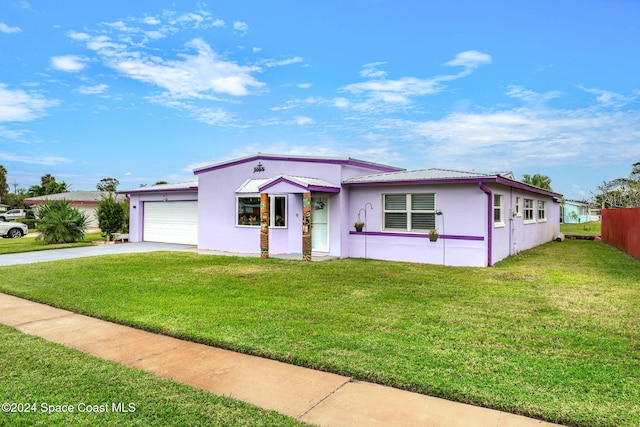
311 195 329 252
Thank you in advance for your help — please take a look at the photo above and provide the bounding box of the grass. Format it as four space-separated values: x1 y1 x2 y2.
560 221 601 235
0 324 308 426
0 240 638 426
0 233 103 255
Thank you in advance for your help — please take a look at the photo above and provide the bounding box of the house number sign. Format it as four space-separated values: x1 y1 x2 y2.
253 162 265 173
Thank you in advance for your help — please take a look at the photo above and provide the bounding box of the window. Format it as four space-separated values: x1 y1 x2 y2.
537 200 546 222
524 198 535 223
237 195 287 227
383 193 435 232
493 194 504 226
515 197 521 216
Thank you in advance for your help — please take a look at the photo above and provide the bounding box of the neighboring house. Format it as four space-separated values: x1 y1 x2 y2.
561 199 591 223
121 153 563 267
24 191 128 228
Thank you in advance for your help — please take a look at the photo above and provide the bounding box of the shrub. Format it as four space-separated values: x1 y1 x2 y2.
36 200 89 244
96 193 126 241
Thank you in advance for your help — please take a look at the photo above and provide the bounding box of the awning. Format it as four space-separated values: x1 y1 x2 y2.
235 174 340 194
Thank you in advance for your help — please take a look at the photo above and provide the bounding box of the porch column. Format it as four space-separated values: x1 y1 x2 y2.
302 191 312 261
260 193 269 258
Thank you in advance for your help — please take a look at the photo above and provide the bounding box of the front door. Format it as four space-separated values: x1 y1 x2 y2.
311 195 329 252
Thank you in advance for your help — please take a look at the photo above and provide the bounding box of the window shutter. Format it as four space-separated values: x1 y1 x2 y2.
411 194 435 210
384 213 407 229
411 213 435 230
385 194 406 210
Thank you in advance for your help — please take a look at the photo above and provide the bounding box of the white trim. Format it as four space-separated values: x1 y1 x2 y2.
235 194 288 228
493 194 505 228
311 195 330 252
524 198 536 224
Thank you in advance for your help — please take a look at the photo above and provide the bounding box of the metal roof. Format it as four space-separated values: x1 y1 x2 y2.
343 168 500 184
118 181 198 194
24 191 128 203
236 175 340 193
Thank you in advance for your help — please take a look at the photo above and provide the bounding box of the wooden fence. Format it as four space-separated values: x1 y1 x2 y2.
601 207 640 260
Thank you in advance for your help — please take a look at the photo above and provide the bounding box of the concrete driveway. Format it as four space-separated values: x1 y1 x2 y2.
0 242 194 267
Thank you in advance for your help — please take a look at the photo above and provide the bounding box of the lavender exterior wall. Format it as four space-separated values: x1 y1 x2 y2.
347 183 488 266
127 190 198 243
195 156 396 256
346 182 561 267
487 184 560 264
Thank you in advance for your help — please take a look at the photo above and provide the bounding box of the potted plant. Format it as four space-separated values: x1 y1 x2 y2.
429 228 439 242
354 221 365 232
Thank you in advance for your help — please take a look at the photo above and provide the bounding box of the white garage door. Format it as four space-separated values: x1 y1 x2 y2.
143 201 198 245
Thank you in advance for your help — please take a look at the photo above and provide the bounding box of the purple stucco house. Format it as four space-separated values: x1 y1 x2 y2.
121 153 562 267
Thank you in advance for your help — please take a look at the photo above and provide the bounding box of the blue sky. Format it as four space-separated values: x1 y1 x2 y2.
1 0 639 199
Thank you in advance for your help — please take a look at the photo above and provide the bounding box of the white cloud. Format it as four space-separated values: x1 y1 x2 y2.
79 35 264 98
340 51 492 110
333 97 350 109
298 83 311 89
360 62 388 78
399 105 640 171
50 55 87 72
233 21 248 33
67 30 91 41
506 85 562 104
0 23 21 34
444 50 492 68
142 16 161 25
293 115 314 126
0 84 58 122
0 151 71 165
579 86 637 108
262 56 303 68
77 84 108 95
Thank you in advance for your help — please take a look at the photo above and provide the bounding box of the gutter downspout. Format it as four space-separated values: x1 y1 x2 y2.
478 182 493 267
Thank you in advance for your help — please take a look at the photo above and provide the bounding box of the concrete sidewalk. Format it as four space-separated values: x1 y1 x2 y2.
0 293 563 427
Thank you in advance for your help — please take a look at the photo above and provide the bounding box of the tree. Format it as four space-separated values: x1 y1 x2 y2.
36 200 89 244
592 162 640 208
0 165 8 203
97 177 119 192
154 181 168 185
95 193 126 242
521 174 553 191
27 174 69 197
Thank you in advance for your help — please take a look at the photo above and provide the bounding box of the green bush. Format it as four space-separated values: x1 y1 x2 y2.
36 200 89 244
96 193 126 240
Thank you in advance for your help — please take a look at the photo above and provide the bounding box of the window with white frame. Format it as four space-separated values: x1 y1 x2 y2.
237 195 287 227
515 197 521 216
493 194 504 226
383 193 436 232
524 198 535 223
537 200 546 222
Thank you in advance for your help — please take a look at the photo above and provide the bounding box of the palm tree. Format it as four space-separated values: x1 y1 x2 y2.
521 174 553 191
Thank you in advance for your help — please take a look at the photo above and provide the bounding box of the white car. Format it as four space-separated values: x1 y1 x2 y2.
0 209 28 222
0 222 28 238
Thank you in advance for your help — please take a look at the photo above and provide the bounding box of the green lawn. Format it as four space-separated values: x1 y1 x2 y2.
0 240 638 426
560 220 601 235
0 233 103 255
0 324 308 426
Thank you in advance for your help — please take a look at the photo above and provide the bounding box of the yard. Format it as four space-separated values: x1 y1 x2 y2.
0 238 638 426
0 232 103 255
0 324 308 426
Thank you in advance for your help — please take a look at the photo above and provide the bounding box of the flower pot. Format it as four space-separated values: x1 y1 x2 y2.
429 235 438 242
